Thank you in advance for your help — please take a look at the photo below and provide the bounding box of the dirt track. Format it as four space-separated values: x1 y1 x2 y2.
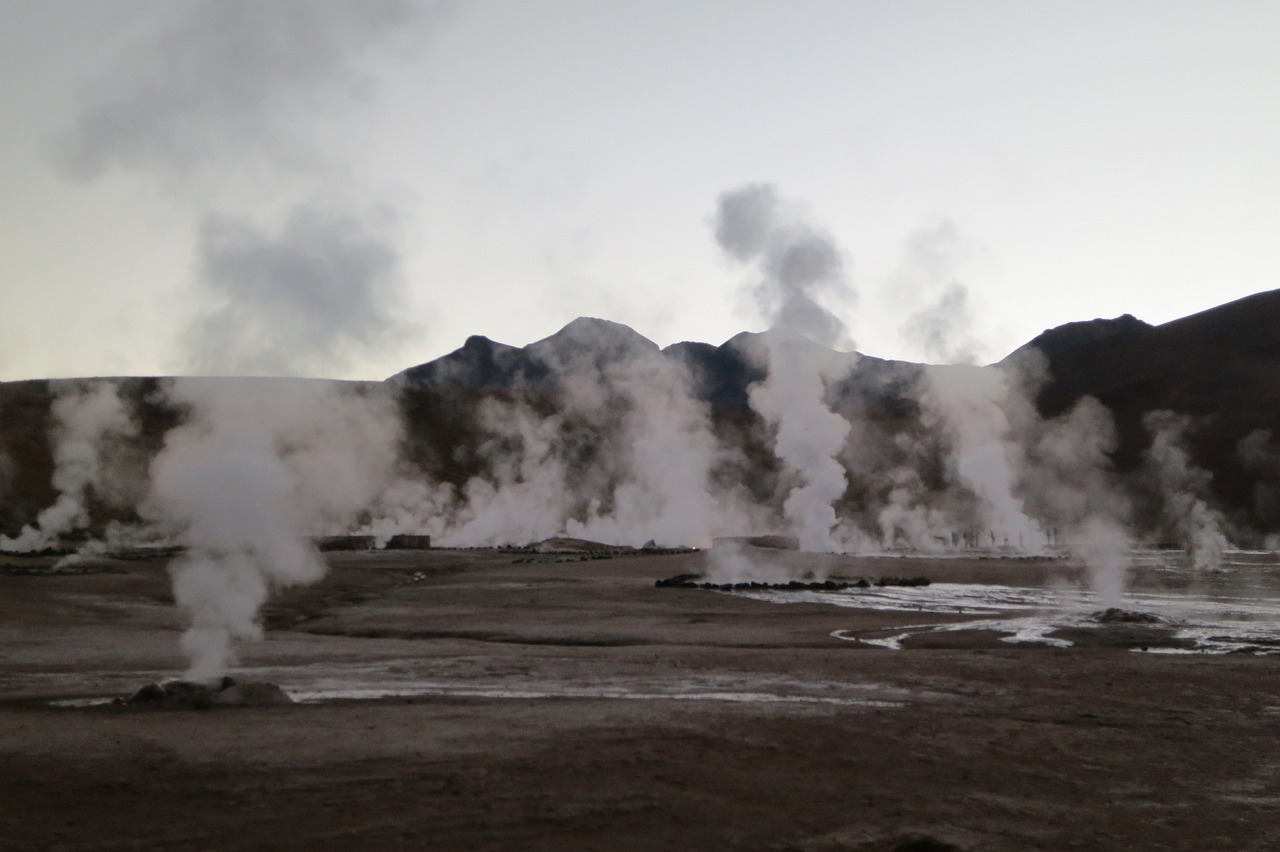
3 549 1279 851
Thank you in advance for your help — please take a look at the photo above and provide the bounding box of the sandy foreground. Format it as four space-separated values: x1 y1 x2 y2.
2 548 1279 851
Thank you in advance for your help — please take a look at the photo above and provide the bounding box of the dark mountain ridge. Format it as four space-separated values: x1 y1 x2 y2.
389 288 1280 538
6 291 1280 542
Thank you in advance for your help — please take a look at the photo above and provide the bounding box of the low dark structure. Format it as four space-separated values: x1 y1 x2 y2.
712 535 801 551
317 535 376 552
386 534 432 550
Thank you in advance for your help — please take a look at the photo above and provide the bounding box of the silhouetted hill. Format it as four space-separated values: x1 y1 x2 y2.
397 320 906 414
1005 290 1280 531
396 334 544 389
393 317 660 391
8 292 1280 541
363 292 1280 537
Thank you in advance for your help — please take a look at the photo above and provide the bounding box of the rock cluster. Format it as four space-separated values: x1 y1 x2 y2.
125 677 293 709
655 574 930 591
1093 608 1163 624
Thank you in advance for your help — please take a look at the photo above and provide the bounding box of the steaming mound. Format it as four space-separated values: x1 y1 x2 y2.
1093 608 1163 624
126 677 293 710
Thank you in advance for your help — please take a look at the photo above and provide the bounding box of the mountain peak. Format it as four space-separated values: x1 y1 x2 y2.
1008 314 1152 363
534 317 658 351
524 317 659 371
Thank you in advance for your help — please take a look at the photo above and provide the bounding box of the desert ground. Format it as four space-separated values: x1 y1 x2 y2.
3 546 1280 851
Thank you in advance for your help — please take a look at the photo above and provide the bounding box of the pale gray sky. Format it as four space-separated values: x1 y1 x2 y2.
2 0 1278 380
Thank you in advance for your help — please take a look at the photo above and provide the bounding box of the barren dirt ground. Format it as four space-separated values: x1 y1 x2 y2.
2 549 1279 851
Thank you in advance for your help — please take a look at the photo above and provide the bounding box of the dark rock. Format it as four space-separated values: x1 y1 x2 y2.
125 677 293 710
1094 608 1162 624
876 576 931 588
213 681 293 707
126 683 168 705
654 573 702 588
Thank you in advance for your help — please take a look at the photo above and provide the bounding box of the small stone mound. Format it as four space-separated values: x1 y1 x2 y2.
1093 607 1162 624
126 677 293 710
654 574 930 591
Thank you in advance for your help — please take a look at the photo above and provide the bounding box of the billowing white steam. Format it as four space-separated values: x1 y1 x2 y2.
1143 410 1229 570
0 382 136 552
142 378 401 679
562 336 730 547
893 220 987 365
917 363 1044 551
445 395 573 545
883 349 1135 604
714 184 854 551
1019 391 1133 606
54 1 445 379
393 319 742 549
747 333 854 551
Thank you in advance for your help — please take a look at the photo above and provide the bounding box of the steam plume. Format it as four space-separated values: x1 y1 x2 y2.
916 363 1043 551
412 319 737 548
1019 392 1133 605
52 0 444 377
0 382 137 552
142 378 401 679
714 184 853 350
1238 428 1280 535
1143 410 1229 569
53 0 432 184
714 184 854 551
894 220 986 365
189 202 411 377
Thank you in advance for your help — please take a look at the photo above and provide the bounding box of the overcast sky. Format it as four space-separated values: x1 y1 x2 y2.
3 0 1278 380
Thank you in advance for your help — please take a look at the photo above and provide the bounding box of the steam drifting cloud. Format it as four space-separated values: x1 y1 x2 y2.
0 382 137 552
714 183 853 350
902 283 980 365
53 0 434 183
406 319 742 549
142 378 402 679
873 347 1135 603
895 220 986 365
189 202 411 376
1144 410 1229 569
917 363 1043 550
1238 428 1280 534
52 0 445 377
1018 389 1133 605
715 184 854 550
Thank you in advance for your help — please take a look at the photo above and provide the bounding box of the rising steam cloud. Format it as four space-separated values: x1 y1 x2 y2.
894 220 986 365
714 184 853 350
1143 410 1229 569
372 318 745 550
53 0 433 184
0 382 137 552
714 184 854 551
190 202 411 377
142 378 402 679
7 169 1245 675
53 0 445 378
917 363 1044 551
